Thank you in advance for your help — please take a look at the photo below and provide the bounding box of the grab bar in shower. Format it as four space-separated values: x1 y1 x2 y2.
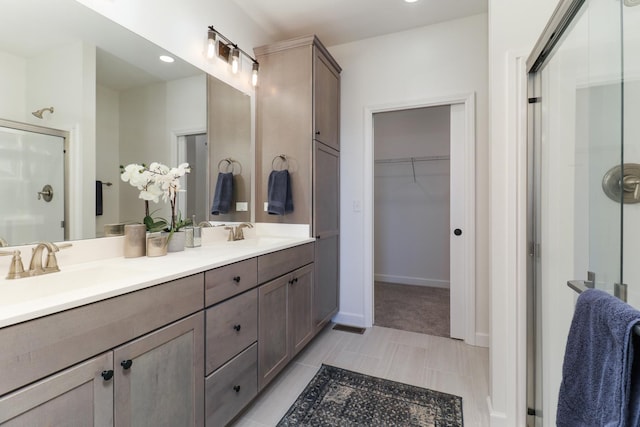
566 279 640 336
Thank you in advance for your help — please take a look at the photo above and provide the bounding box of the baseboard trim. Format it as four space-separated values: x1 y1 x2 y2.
475 332 489 348
332 312 367 328
374 274 450 289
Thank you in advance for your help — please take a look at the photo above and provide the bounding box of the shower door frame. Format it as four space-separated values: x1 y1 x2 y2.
525 0 610 425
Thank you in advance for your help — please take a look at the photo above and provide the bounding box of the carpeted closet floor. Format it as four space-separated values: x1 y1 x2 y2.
374 282 450 338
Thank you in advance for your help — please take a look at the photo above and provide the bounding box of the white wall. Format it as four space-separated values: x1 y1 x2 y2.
329 13 489 334
95 84 120 236
488 0 558 425
374 106 450 288
117 75 207 225
0 51 26 122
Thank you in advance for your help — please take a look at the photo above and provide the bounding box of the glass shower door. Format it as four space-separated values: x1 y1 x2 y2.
528 0 625 425
0 124 65 246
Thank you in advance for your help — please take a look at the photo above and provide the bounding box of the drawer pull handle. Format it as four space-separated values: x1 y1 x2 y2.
315 130 321 135
101 370 114 381
233 324 242 332
233 385 241 393
294 278 298 283
121 359 133 370
233 276 241 283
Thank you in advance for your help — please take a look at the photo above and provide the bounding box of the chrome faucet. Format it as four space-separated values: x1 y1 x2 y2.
224 223 254 241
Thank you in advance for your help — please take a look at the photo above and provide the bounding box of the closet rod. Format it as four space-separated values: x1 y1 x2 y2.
374 155 450 164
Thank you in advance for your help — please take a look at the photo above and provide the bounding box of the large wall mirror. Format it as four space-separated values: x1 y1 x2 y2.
0 0 252 247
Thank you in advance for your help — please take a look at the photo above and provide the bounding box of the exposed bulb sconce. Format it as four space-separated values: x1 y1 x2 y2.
251 62 259 87
206 26 259 84
230 48 240 74
32 107 54 119
206 29 216 59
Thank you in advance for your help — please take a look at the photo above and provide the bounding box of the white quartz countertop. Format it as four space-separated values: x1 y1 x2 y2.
0 232 314 329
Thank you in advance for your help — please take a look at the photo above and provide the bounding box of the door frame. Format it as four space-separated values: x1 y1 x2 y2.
363 92 477 345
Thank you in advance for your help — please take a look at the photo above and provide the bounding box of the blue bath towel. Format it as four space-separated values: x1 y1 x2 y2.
267 170 293 215
557 289 640 426
211 172 233 215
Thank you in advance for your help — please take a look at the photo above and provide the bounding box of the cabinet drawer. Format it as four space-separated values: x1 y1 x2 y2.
205 258 257 306
205 343 257 427
0 273 204 397
257 243 314 284
205 289 257 375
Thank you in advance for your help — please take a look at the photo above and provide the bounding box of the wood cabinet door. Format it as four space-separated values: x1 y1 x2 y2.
313 48 340 151
313 142 340 330
0 352 113 426
289 263 315 357
257 274 289 391
114 312 204 427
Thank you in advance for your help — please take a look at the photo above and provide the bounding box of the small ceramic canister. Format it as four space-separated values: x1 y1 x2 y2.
124 224 146 258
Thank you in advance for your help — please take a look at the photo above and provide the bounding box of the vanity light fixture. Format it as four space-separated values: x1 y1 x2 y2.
206 26 259 84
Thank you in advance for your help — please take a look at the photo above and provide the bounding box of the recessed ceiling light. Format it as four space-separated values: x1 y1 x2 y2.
159 55 175 63
404 0 419 3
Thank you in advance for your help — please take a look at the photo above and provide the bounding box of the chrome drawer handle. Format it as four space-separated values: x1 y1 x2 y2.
233 324 241 332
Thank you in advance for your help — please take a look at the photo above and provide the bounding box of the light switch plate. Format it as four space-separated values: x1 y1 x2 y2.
236 202 248 211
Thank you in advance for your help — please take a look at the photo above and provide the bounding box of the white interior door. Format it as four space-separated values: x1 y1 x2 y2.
449 102 473 341
0 125 65 245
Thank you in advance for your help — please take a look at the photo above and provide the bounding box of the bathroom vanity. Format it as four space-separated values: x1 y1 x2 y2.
0 231 317 426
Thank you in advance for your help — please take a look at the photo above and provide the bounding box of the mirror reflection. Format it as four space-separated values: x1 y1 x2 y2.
0 0 252 247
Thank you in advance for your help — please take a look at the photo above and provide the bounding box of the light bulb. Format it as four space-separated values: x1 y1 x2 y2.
207 30 216 59
231 49 240 74
252 62 259 86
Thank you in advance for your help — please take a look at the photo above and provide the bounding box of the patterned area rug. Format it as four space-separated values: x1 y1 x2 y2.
277 365 463 426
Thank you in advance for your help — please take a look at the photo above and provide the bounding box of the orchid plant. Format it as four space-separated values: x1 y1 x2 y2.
120 162 191 233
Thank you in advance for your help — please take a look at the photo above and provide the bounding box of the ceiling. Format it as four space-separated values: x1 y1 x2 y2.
231 0 488 47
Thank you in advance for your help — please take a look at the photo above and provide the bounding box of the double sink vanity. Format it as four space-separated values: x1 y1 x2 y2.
0 225 325 426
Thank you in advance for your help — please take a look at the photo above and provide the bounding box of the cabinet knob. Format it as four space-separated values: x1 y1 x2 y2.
315 130 321 135
101 370 114 381
454 228 462 236
233 385 241 393
233 276 241 283
293 277 298 283
233 324 242 332
121 359 133 370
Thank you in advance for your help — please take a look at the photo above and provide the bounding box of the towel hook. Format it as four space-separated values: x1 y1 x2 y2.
271 154 289 171
217 158 242 175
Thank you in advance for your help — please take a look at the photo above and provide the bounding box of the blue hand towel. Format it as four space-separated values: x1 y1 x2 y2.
267 169 293 215
557 289 640 426
211 172 233 215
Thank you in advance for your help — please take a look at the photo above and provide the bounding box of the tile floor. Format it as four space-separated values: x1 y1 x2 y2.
231 325 490 426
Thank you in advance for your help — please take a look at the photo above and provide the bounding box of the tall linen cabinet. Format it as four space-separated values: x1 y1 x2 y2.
254 35 341 333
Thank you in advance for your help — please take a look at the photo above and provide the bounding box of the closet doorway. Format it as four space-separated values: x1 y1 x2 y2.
366 94 475 343
373 106 451 337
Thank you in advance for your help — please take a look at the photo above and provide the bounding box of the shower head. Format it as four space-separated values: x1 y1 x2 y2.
32 107 54 119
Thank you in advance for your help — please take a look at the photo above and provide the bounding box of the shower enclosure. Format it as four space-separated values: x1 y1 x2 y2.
527 0 640 425
0 120 67 246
